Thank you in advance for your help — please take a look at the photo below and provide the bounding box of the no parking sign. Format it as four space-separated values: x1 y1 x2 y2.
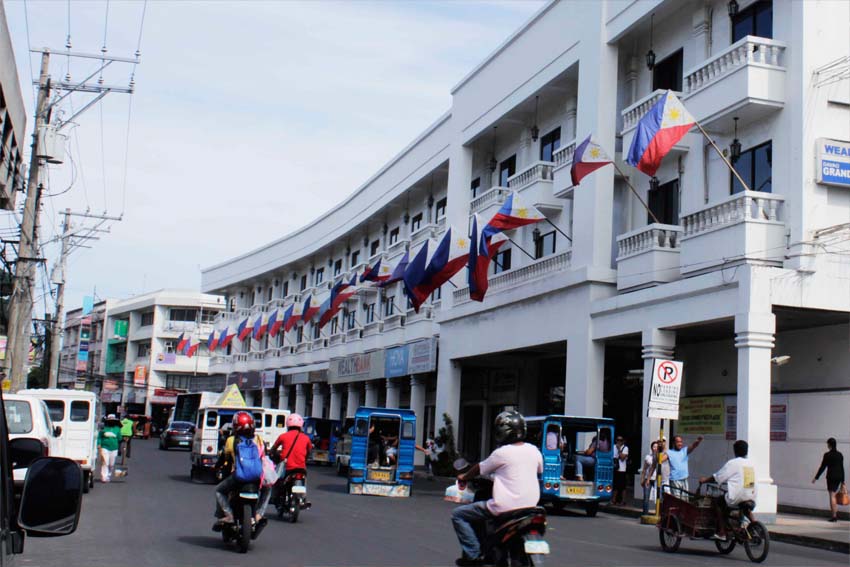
647 359 683 420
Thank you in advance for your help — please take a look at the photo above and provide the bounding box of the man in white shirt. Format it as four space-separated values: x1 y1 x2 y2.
699 440 757 537
452 410 543 567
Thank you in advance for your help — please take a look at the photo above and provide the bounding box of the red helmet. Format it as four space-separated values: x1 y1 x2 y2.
232 411 255 436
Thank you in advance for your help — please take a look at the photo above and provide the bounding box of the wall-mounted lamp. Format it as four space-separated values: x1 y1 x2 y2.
646 14 656 71
649 176 660 192
771 355 791 367
730 117 742 164
531 96 540 142
532 227 541 242
727 0 739 18
489 127 499 172
404 212 410 224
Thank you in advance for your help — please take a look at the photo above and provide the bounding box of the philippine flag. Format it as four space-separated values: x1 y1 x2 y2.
207 330 219 352
301 294 322 322
237 317 251 341
468 215 510 302
410 226 470 309
252 313 267 340
176 333 189 353
361 260 392 285
267 309 282 338
482 191 546 240
626 90 695 176
571 134 613 186
186 342 200 358
402 240 432 312
219 327 233 348
284 302 302 332
181 337 192 356
380 251 409 288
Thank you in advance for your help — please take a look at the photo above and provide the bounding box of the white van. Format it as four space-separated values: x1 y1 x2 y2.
190 405 265 481
18 389 98 492
260 408 290 446
3 393 62 486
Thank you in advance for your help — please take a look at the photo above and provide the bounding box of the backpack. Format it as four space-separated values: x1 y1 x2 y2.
233 436 263 483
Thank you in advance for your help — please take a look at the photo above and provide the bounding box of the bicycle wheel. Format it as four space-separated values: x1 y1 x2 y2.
744 522 769 563
659 515 682 552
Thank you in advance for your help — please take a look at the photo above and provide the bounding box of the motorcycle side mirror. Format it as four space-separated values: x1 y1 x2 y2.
54 425 63 437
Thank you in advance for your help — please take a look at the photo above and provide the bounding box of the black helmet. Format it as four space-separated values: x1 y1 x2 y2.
493 410 526 445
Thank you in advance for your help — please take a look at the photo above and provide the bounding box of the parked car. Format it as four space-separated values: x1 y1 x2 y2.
159 421 195 450
2 394 61 487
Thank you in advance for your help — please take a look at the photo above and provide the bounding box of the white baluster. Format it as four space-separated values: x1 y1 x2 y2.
768 199 778 221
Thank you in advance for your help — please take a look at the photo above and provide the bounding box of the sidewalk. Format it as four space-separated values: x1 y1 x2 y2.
603 500 850 554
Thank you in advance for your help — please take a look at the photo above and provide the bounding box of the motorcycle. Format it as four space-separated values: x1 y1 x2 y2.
459 475 551 566
274 469 310 523
220 482 265 553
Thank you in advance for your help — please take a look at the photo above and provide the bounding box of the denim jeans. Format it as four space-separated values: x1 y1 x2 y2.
642 481 655 514
451 501 492 559
215 476 237 516
575 455 596 479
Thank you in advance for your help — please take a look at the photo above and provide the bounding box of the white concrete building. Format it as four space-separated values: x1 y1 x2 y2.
0 2 28 210
58 299 115 388
202 0 850 517
102 290 226 428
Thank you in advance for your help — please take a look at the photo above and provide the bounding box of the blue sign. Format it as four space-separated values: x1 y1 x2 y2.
821 160 850 185
385 345 409 378
817 138 850 188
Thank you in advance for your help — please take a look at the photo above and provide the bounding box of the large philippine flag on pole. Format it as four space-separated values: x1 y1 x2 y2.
219 326 233 348
571 134 614 186
252 313 267 340
482 191 546 240
626 90 694 176
468 215 509 302
267 308 280 338
380 251 409 288
282 303 298 333
207 330 218 352
410 226 470 309
301 294 322 322
360 259 392 285
237 317 251 341
403 240 431 312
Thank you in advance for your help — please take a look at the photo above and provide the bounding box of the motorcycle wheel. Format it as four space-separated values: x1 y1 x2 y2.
659 515 682 552
289 498 300 523
714 536 736 554
743 521 769 563
336 460 344 476
584 502 599 517
238 505 252 553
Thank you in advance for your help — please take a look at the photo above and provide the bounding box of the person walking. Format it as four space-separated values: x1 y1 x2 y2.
612 435 629 505
665 434 703 494
812 437 845 522
120 415 135 459
98 415 122 483
640 441 659 514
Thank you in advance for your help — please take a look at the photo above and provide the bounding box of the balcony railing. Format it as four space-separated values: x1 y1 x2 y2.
410 223 439 247
437 216 447 230
345 327 362 341
621 89 672 132
507 161 554 191
329 333 345 346
682 191 783 236
684 36 785 95
470 187 509 215
295 342 309 354
615 224 683 291
617 224 682 259
383 313 404 331
454 250 572 305
387 238 409 257
552 140 577 172
362 320 383 337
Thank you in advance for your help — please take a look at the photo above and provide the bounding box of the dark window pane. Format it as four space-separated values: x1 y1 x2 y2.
731 150 753 194
755 2 772 38
733 0 772 43
652 49 683 92
493 249 511 274
648 180 679 225
470 177 481 198
733 17 752 43
535 232 556 259
499 155 516 187
540 128 561 162
44 400 65 422
436 197 447 218
753 143 772 193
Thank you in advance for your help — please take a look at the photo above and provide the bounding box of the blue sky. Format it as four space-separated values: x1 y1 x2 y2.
5 0 545 312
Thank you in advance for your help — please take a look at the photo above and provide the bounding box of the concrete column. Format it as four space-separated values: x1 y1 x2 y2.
443 144 474 309
519 129 534 169
311 383 326 418
565 331 605 417
735 311 778 522
410 375 427 466
640 329 676 495
294 383 307 416
346 383 361 416
691 5 710 63
364 380 379 407
329 384 343 421
278 383 289 410
435 357 462 445
261 389 272 409
564 96 578 141
385 377 401 409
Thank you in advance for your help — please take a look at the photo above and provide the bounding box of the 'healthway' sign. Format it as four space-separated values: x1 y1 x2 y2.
647 359 684 420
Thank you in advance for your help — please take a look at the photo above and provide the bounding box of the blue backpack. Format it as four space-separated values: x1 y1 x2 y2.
233 436 263 483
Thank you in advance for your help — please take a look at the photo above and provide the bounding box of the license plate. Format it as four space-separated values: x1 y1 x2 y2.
179 441 189 446
368 470 392 481
566 486 586 495
524 540 550 554
313 451 328 461
239 492 259 499
291 485 306 494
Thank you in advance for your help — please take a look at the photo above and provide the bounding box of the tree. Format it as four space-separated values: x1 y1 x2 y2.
27 365 48 389
433 412 459 477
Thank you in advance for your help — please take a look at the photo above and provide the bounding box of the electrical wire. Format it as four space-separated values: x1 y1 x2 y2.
22 0 38 107
99 101 108 213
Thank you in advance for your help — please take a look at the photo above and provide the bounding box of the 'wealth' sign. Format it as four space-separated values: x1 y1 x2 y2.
647 359 683 420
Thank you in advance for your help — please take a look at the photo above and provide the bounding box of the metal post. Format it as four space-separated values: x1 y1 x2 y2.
47 209 72 387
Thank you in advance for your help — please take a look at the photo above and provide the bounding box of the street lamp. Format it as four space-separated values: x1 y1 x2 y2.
646 14 656 71
531 96 540 142
649 176 660 193
730 117 742 164
728 0 740 18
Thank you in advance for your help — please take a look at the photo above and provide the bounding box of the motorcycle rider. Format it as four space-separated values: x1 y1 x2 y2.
699 439 757 538
452 410 543 567
213 412 271 530
270 413 313 509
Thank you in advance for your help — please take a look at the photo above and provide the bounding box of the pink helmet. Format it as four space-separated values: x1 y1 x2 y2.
286 413 304 429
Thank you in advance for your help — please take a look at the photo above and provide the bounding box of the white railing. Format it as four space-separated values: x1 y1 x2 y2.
250 352 264 361
311 338 328 350
349 262 367 277
329 333 345 346
345 327 362 341
295 342 309 353
410 223 438 247
387 238 409 256
368 252 386 267
616 224 683 259
283 293 301 305
405 308 432 324
437 216 447 230
685 36 786 94
453 250 572 304
621 89 672 132
235 353 248 362
383 313 404 331
682 191 784 237
552 140 577 171
362 320 383 337
507 161 554 191
470 187 509 214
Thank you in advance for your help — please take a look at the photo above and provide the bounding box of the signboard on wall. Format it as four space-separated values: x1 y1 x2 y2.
647 359 684 420
816 138 850 187
226 371 262 390
261 370 276 389
114 320 128 338
385 345 409 378
75 316 92 390
725 394 788 441
678 396 724 434
328 350 385 383
133 365 147 387
408 338 437 374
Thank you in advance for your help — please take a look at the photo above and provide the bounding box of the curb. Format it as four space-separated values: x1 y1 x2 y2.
603 504 849 555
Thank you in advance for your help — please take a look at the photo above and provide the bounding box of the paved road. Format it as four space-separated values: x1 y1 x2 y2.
20 440 846 567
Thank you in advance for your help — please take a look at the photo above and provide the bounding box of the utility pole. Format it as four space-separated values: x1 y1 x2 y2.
46 208 71 387
6 51 51 393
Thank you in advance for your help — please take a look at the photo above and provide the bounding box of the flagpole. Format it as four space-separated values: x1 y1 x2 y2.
506 236 536 260
542 218 572 243
611 161 663 225
692 119 753 192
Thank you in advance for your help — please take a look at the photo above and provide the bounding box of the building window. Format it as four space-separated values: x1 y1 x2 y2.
648 179 680 224
653 49 683 92
731 141 772 194
314 267 324 286
296 326 304 343
169 308 198 322
470 177 481 198
539 128 561 162
267 288 273 302
431 286 442 302
140 311 154 327
410 213 423 233
499 156 516 187
370 239 381 257
281 281 289 297
330 317 339 335
364 302 376 324
435 197 447 220
312 325 321 340
164 340 176 353
137 341 151 358
493 248 512 274
350 250 360 267
389 227 400 245
732 0 772 43
346 310 356 330
300 275 307 291
200 310 217 324
166 374 191 390
333 259 342 276
385 296 395 317
534 231 556 259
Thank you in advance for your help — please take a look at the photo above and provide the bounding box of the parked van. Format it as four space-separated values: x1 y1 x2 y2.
3 393 61 486
260 408 289 445
18 389 98 492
